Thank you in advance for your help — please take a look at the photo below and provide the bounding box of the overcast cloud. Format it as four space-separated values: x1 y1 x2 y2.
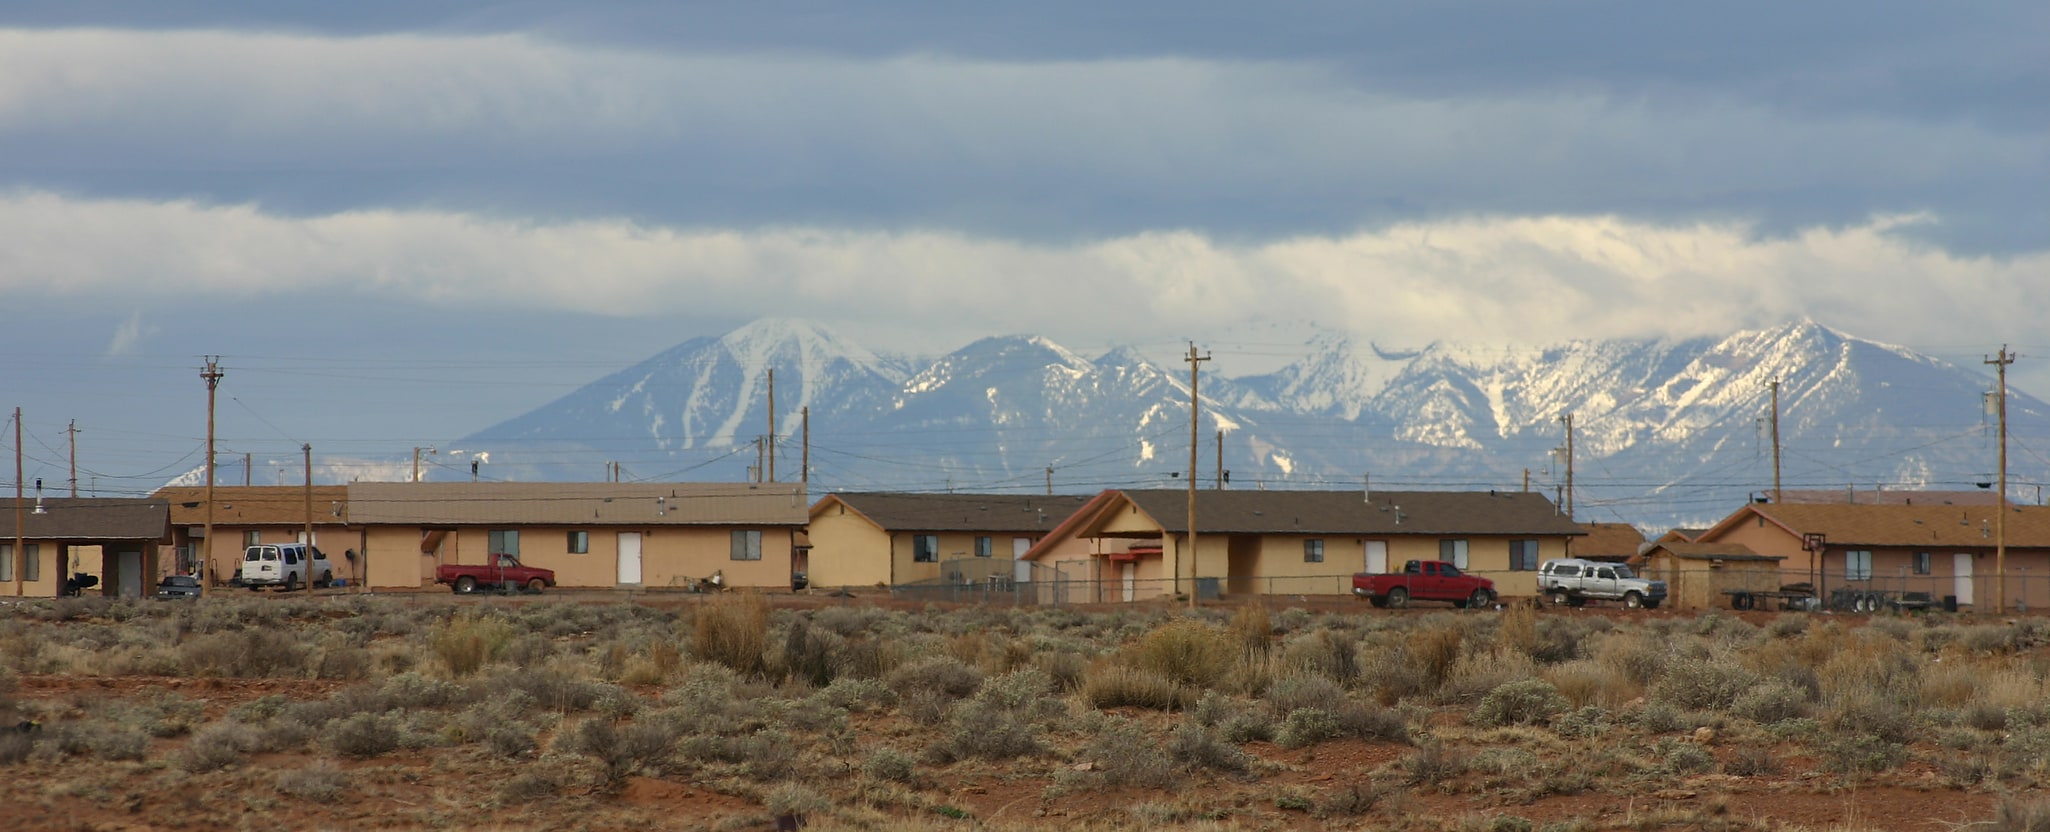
0 3 2043 490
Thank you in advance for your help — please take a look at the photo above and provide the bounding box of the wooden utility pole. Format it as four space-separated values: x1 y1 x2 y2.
66 420 77 497
754 437 765 484
1558 413 1575 520
1045 465 1054 496
766 368 777 483
302 444 314 557
1522 468 1530 492
1185 342 1210 610
13 407 23 597
202 357 222 589
1215 430 1224 490
243 452 251 486
800 406 810 488
1770 379 1783 505
1988 346 2015 613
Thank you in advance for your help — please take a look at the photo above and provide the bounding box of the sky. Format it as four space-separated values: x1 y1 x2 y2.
0 1 2045 496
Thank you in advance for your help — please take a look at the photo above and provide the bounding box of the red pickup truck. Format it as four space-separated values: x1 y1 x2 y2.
437 554 556 594
1353 560 1496 609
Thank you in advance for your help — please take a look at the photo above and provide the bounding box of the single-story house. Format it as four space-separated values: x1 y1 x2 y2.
154 485 352 586
805 492 1086 588
1023 489 1585 601
1636 541 1786 610
347 482 809 590
1690 501 2050 610
1 497 171 598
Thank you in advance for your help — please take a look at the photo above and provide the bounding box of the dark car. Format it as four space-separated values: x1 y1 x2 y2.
154 575 203 600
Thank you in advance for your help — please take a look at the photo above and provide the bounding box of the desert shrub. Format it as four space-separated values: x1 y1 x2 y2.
1232 604 1273 659
1276 708 1342 749
1655 738 1715 775
84 724 149 761
1439 649 1538 705
1650 659 1756 711
1410 624 1464 691
557 717 684 783
1823 734 1905 774
429 613 515 678
1031 650 1088 693
1596 633 1666 687
1723 746 1782 777
1081 663 1188 711
1170 722 1252 773
326 713 401 758
1765 614 1810 639
1984 797 2050 832
1221 705 1279 743
932 669 1060 762
1529 617 1594 664
1078 717 1176 788
179 722 260 771
179 629 309 678
864 747 918 783
1542 659 1634 709
380 672 472 709
492 666 614 712
1825 690 1917 744
693 595 770 677
1267 673 1348 715
486 727 537 758
766 783 831 818
1555 706 1610 739
887 656 984 702
817 677 896 712
1625 701 1685 733
1497 603 1537 657
1733 678 1811 724
1472 679 1568 727
779 616 840 687
1400 740 1469 785
1316 781 1389 818
1130 619 1235 689
276 761 348 801
1280 629 1361 686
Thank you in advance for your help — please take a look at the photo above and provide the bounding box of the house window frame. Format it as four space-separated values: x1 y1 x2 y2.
1845 549 1873 582
21 543 38 582
488 529 520 557
913 534 939 563
1439 539 1469 570
730 530 763 561
1508 539 1539 571
1303 538 1325 563
1912 551 1931 575
975 536 993 558
567 530 589 555
0 543 12 581
243 530 261 548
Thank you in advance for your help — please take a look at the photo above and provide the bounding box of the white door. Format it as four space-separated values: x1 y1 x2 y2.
117 550 143 597
617 532 643 585
1120 563 1136 602
1954 554 1974 606
1364 541 1388 574
1013 538 1033 582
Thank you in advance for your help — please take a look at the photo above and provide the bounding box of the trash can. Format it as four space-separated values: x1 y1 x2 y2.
1195 577 1222 601
1943 595 1959 612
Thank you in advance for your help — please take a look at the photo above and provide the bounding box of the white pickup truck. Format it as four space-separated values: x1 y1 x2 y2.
239 543 334 591
1537 558 1666 609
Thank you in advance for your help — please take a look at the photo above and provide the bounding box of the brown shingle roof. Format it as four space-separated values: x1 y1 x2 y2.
347 482 808 526
814 493 1089 533
0 498 171 541
1647 542 1782 562
155 486 350 525
1116 489 1584 536
1573 522 1647 558
1746 503 2050 548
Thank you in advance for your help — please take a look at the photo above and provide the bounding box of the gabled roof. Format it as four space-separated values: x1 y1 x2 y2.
1643 541 1782 562
0 498 171 541
347 482 808 526
1658 528 1706 544
1101 489 1584 536
811 492 1087 534
1702 502 2050 549
154 486 350 525
1573 522 1647 558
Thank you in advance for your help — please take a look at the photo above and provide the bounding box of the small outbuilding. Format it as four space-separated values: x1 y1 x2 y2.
1636 541 1785 610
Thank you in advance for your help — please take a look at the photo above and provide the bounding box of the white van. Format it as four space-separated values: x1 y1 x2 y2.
240 543 333 591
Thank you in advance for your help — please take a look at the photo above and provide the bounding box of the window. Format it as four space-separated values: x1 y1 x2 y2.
243 530 261 548
488 529 520 556
0 544 10 581
730 530 763 561
1912 552 1931 575
1439 539 1469 569
1595 567 1616 580
567 530 589 555
1508 540 1539 571
1303 539 1325 563
1846 549 1873 582
975 536 993 558
21 544 37 582
913 535 939 563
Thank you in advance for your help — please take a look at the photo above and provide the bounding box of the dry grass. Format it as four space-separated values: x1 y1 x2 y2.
693 594 770 677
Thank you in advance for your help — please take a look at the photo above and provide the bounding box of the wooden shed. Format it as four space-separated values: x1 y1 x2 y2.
1636 541 1786 610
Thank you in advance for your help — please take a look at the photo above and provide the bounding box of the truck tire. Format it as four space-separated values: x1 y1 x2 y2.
1369 596 1389 609
1729 592 1752 610
526 578 547 593
1387 587 1410 609
1549 589 1571 607
1643 599 1662 610
455 576 478 594
1469 589 1492 610
283 574 298 593
317 571 333 589
1624 591 1644 609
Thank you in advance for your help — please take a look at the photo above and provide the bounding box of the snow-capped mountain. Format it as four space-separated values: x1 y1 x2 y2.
448 317 2048 530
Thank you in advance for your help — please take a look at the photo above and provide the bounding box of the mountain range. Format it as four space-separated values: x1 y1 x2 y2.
454 317 2050 530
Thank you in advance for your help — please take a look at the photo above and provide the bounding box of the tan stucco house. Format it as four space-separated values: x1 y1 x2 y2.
805 492 1085 589
1691 501 2050 609
155 485 352 586
347 482 809 590
1023 489 1585 602
1636 541 1786 610
2 497 171 598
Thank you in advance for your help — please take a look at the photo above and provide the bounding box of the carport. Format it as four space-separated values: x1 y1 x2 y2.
2 498 172 598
